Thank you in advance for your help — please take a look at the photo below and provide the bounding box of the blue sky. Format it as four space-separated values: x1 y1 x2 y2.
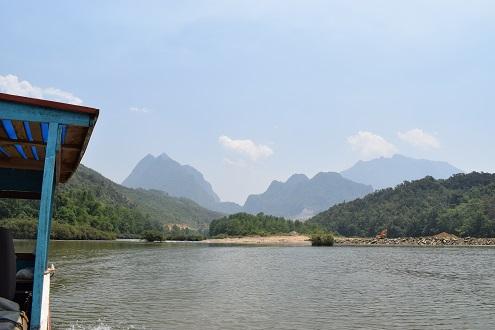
1 1 494 203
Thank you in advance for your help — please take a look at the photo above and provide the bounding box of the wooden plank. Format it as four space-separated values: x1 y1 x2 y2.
0 158 72 171
64 126 86 145
2 145 20 158
0 101 93 126
37 146 45 161
56 125 62 183
30 122 43 142
24 144 34 160
31 122 59 330
30 146 40 161
40 271 53 330
0 158 44 170
3 143 29 159
0 92 99 116
0 121 8 139
11 121 34 159
12 120 27 140
0 137 79 151
30 122 45 161
61 148 79 164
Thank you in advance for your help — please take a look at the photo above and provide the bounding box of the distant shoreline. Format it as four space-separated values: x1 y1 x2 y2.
201 234 495 247
201 235 311 246
14 235 495 246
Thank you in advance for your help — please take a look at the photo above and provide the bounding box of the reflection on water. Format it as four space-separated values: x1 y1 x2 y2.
14 241 495 330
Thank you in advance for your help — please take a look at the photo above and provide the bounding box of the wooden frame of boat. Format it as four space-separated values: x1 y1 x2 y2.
0 93 99 330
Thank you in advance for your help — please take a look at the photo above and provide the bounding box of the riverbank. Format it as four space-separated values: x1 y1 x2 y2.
202 235 311 246
202 233 495 246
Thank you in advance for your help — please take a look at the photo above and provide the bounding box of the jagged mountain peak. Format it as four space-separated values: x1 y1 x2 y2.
122 153 242 214
244 171 372 219
287 173 309 184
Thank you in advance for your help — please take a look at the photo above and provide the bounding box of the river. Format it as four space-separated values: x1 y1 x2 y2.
14 240 495 330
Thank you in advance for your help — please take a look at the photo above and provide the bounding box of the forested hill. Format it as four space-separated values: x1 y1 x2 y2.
0 165 222 239
308 172 495 238
71 165 222 228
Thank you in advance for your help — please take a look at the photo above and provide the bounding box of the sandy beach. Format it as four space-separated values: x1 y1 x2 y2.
201 235 312 246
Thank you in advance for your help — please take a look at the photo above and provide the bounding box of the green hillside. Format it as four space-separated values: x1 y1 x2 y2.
72 165 223 228
308 172 495 238
0 165 222 239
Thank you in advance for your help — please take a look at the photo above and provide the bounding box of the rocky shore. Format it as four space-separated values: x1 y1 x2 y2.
202 232 495 247
336 233 495 247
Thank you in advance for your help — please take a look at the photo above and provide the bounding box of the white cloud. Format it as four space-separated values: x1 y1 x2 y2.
219 135 273 161
0 74 82 105
398 129 440 149
129 106 150 113
347 131 397 159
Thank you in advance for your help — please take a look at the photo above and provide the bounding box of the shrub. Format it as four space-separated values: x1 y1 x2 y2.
310 233 335 246
142 230 164 242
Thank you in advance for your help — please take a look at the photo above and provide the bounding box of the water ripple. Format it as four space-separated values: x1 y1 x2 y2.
13 241 494 330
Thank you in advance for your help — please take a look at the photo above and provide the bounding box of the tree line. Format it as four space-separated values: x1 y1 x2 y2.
308 172 495 238
209 212 323 237
0 167 163 240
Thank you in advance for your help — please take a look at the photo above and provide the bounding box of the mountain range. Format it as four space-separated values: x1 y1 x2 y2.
244 172 373 218
341 154 462 189
122 153 462 219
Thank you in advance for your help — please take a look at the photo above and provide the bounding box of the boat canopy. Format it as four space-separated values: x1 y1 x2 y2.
0 92 99 330
0 92 99 199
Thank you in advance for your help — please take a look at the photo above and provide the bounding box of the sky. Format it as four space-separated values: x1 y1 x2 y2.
1 1 494 204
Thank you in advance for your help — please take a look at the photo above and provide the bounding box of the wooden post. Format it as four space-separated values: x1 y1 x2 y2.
30 122 60 330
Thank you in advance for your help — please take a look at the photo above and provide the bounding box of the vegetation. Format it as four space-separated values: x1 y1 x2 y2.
209 212 323 237
142 230 164 242
310 233 335 246
0 165 221 239
308 172 495 238
67 165 222 229
163 225 205 241
0 218 116 240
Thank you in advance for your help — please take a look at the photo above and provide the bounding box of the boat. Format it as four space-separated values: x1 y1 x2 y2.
0 93 99 330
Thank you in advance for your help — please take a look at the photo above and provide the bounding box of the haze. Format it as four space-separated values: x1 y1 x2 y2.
1 1 494 203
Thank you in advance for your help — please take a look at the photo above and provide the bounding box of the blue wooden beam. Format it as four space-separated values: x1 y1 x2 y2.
30 122 60 330
0 101 92 126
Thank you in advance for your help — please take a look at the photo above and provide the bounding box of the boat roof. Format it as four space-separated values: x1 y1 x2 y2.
0 92 99 199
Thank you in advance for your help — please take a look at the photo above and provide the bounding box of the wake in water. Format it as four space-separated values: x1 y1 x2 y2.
58 319 142 330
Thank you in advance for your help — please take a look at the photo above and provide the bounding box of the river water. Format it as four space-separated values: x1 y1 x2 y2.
14 241 495 329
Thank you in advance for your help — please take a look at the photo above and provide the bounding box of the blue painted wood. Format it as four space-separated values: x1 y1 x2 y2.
0 101 92 126
45 125 62 243
0 168 42 193
30 122 60 330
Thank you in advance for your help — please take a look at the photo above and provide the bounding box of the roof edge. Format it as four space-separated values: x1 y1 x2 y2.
0 92 99 116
